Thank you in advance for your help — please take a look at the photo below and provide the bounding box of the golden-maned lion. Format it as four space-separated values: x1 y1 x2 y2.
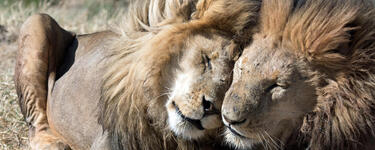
221 0 375 149
15 0 260 149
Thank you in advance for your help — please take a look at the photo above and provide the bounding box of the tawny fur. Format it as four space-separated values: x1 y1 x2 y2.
99 0 260 150
15 14 75 149
15 0 260 149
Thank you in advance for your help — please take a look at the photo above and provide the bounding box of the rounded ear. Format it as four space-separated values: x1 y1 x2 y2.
193 0 261 35
162 0 198 24
193 0 215 19
226 40 243 62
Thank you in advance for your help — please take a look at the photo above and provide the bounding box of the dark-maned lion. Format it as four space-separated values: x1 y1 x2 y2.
15 0 260 149
221 0 375 149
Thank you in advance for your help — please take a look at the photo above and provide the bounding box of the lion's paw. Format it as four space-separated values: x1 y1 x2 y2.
29 130 71 150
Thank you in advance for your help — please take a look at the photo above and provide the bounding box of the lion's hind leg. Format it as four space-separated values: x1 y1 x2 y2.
15 14 74 150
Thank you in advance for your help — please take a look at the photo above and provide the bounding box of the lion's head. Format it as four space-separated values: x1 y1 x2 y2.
100 0 260 149
221 0 375 149
165 33 236 139
222 37 317 149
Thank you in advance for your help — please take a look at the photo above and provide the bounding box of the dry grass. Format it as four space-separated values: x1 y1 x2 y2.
0 1 127 149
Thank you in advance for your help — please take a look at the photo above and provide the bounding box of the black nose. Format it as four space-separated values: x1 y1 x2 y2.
202 96 220 116
203 96 212 111
223 115 247 125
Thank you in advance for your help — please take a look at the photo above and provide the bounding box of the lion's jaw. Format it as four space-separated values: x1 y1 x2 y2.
166 69 208 139
165 35 235 139
221 38 317 149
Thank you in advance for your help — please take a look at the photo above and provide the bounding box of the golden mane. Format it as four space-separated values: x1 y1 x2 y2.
99 0 260 149
258 0 375 149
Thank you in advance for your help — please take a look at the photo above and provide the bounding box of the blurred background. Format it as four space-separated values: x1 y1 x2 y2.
0 0 128 149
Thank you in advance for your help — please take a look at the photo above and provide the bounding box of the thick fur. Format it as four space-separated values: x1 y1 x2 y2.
286 1 375 149
15 0 260 149
277 0 375 149
99 0 260 150
224 0 375 149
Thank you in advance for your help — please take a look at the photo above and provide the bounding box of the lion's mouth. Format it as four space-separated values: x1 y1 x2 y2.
172 101 205 130
226 125 247 139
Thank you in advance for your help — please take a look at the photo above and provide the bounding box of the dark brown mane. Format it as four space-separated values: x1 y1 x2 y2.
259 0 375 149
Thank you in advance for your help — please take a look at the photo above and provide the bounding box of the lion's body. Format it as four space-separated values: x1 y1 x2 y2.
47 31 118 149
15 0 260 149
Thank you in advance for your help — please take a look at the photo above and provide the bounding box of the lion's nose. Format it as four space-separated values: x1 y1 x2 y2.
222 93 248 121
222 88 250 126
222 114 247 125
202 95 219 116
203 96 213 111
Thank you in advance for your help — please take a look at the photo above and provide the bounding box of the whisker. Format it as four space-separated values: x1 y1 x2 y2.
268 131 285 148
264 132 273 150
152 92 170 101
257 133 268 150
259 132 269 150
220 129 228 137
264 131 280 150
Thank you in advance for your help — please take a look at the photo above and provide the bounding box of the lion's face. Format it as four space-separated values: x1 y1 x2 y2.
221 37 317 149
166 33 235 139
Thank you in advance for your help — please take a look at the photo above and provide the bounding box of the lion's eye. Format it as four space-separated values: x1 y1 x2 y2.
265 83 278 93
277 82 289 89
265 82 289 93
202 55 212 72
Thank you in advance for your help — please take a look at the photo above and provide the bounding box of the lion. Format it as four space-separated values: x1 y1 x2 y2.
15 0 260 149
221 0 375 149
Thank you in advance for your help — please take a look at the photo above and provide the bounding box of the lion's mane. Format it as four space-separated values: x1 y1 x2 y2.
98 0 260 150
258 0 375 149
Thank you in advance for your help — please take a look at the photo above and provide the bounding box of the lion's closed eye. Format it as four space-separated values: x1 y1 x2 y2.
202 54 212 72
277 82 289 89
265 83 278 93
265 80 290 93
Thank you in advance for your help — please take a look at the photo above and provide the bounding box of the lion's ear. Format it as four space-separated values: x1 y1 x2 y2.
193 0 261 35
224 40 242 62
193 0 215 19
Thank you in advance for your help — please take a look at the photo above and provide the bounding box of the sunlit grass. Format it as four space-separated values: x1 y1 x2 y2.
0 0 127 149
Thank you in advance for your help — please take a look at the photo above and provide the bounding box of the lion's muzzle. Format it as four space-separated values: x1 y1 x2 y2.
172 101 205 130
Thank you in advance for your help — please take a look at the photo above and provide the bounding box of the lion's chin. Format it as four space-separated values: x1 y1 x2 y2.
167 110 205 139
224 129 259 150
